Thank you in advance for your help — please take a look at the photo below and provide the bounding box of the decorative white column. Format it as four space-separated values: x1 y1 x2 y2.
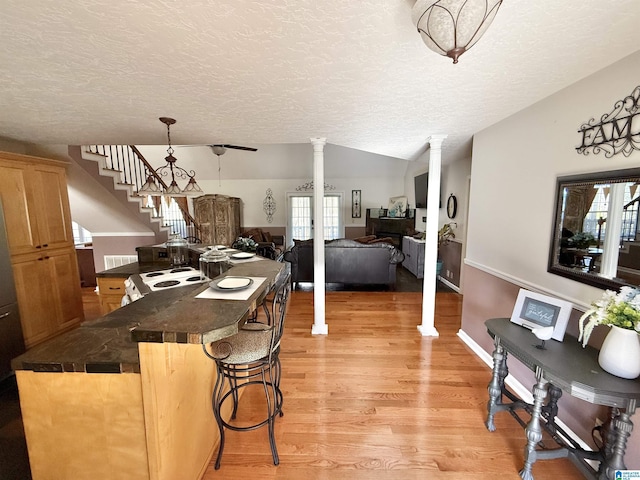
418 134 447 336
310 137 328 335
601 182 625 277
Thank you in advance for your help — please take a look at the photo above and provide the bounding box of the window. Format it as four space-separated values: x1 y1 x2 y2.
323 195 340 239
290 196 312 240
144 195 188 238
72 221 92 245
583 182 638 242
287 193 343 242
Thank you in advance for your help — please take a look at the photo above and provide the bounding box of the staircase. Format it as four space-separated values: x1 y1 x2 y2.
69 145 201 243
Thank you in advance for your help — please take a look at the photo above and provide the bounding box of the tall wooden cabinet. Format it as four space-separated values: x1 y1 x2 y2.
193 194 241 246
0 152 83 348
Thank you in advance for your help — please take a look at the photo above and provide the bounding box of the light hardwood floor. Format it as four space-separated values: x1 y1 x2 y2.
201 291 584 480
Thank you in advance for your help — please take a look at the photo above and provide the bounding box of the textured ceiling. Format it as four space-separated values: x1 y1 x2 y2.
1 1 639 163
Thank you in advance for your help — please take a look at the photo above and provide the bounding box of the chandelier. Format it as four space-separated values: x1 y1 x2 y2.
137 117 203 196
412 0 503 64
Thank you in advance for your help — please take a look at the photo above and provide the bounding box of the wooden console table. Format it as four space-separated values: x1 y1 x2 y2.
485 318 640 480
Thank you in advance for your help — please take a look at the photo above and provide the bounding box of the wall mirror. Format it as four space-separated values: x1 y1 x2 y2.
548 167 640 290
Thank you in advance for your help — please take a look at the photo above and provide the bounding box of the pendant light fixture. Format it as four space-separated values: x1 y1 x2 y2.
412 0 503 64
137 117 203 196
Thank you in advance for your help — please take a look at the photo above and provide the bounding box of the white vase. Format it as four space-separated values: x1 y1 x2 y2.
598 325 640 379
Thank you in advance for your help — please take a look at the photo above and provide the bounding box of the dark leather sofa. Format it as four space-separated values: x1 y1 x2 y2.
283 238 404 289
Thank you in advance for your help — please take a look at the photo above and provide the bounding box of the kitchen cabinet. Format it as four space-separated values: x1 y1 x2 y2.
0 157 73 256
11 249 83 348
97 276 126 314
193 194 241 246
0 151 83 348
402 235 425 279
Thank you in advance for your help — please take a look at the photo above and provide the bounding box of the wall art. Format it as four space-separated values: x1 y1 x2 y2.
352 190 361 218
263 188 275 223
576 85 640 158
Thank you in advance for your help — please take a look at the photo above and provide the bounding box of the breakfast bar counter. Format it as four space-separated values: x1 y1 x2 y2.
11 258 286 480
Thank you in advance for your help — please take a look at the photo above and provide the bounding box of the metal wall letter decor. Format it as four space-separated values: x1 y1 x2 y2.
576 85 640 158
263 188 276 223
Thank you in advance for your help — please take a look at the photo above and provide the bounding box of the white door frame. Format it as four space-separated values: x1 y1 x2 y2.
285 191 345 244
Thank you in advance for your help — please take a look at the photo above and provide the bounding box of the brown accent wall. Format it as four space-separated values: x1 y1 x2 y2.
345 226 366 239
247 226 286 238
241 226 366 242
439 240 462 287
460 265 640 464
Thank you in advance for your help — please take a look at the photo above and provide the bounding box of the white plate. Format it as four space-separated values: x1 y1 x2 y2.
206 245 228 250
211 276 254 291
231 252 255 259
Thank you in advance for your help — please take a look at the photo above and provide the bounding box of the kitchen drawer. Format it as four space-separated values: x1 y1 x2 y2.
97 277 126 294
97 277 126 314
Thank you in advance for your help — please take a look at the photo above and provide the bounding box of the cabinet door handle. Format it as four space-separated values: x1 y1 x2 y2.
38 257 43 261
42 244 49 247
108 287 122 290
36 245 42 249
0 312 9 319
43 256 50 260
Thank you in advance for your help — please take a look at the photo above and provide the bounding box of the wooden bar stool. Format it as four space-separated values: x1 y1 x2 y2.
202 272 291 469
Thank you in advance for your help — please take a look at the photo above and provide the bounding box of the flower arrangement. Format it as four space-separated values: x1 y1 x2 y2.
232 236 258 252
568 231 595 249
578 287 640 347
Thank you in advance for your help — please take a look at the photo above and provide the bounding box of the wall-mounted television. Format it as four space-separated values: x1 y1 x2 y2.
414 172 428 208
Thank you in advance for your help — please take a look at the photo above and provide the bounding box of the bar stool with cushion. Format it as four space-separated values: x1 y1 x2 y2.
202 272 291 469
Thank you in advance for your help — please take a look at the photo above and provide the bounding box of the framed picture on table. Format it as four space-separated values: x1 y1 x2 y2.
388 196 407 218
352 190 361 218
509 289 573 342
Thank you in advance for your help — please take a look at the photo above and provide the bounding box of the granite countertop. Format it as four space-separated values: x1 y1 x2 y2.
12 259 287 374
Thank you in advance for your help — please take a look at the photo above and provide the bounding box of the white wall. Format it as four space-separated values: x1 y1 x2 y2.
465 49 640 467
404 153 471 240
136 142 410 235
468 49 640 308
195 176 405 230
66 159 154 235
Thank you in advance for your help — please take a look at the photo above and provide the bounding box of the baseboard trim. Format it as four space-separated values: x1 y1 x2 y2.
437 276 460 293
456 328 593 453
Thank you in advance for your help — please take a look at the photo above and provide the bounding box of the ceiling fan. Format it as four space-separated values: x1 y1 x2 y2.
180 144 257 186
181 144 258 156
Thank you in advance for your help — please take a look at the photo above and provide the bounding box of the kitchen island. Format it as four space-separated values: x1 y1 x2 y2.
12 258 286 480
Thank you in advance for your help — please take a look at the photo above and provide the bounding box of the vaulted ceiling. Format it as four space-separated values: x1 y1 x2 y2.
1 1 639 165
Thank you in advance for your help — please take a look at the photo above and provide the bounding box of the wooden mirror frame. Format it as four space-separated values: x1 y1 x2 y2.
547 167 640 290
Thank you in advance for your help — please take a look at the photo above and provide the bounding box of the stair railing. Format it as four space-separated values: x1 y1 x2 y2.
85 145 201 240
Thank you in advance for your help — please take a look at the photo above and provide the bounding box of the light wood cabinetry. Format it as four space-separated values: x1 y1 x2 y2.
402 235 425 279
96 277 126 314
193 194 241 246
0 159 73 255
12 249 84 347
0 152 83 348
